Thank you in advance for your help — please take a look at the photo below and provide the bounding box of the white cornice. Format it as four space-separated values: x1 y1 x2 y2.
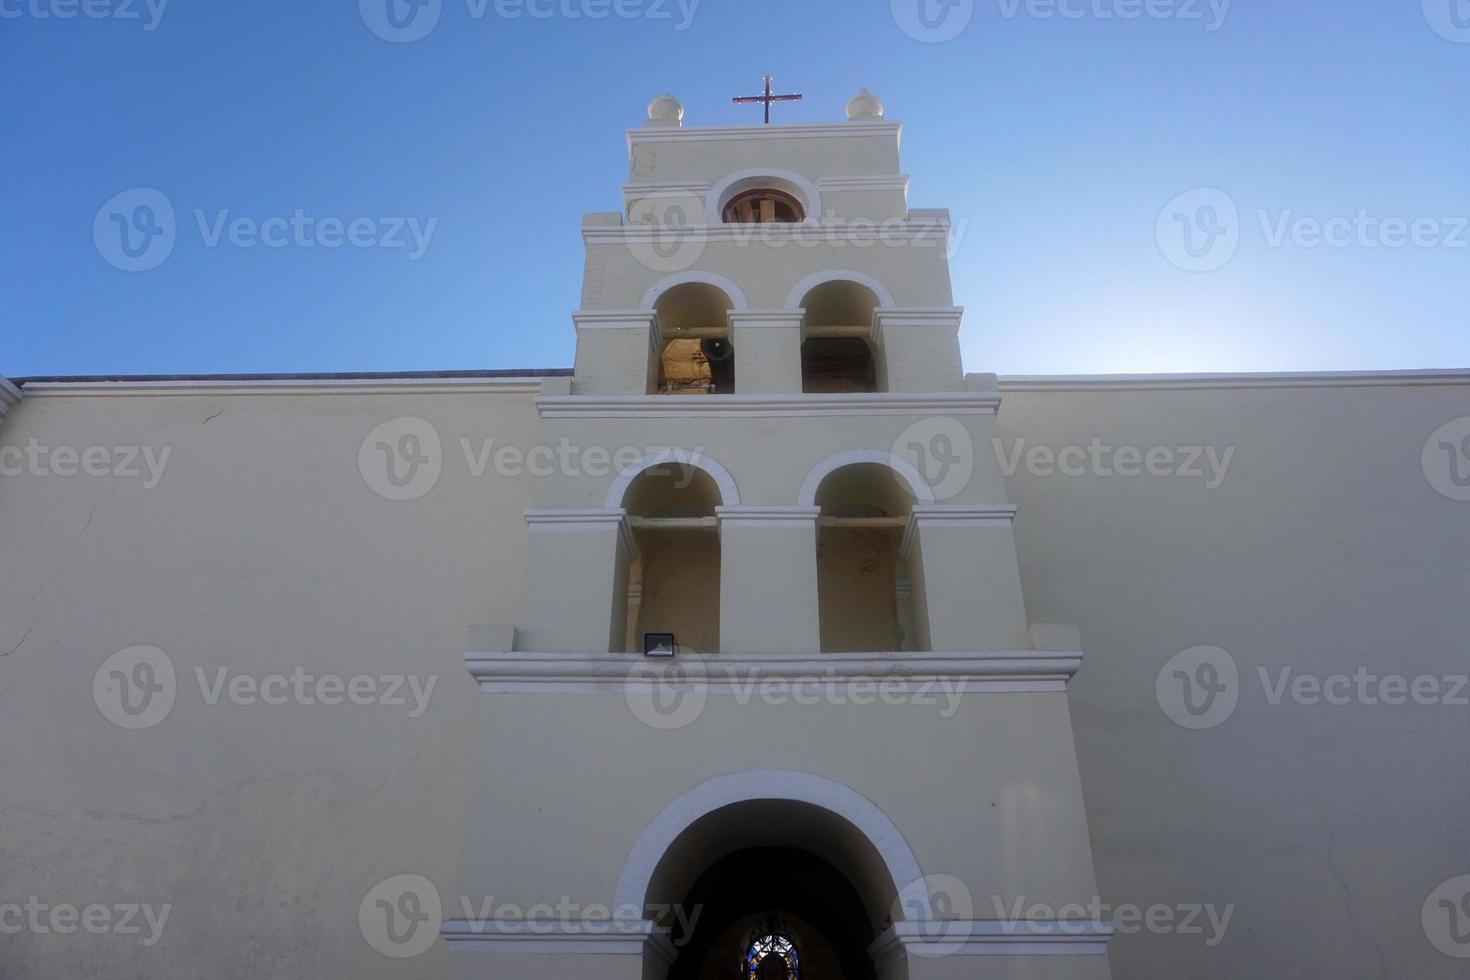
875 307 965 329
869 920 1115 962
536 392 1002 420
0 378 20 418
726 310 804 329
901 505 1019 560
464 650 1085 694
817 174 911 194
442 918 674 964
16 377 549 397
715 505 821 528
583 217 947 247
628 121 902 146
525 508 636 557
622 174 909 201
996 369 1470 391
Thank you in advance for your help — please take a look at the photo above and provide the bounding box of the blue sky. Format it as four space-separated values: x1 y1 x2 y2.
4 0 1469 377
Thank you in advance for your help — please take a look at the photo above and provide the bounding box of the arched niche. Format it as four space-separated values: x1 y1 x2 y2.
648 281 739 395
615 454 735 654
798 279 885 393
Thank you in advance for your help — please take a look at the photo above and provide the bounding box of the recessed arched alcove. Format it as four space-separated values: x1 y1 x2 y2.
622 461 723 653
796 280 883 393
812 462 921 653
653 282 737 395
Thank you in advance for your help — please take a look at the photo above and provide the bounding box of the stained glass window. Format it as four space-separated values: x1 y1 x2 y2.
743 931 800 980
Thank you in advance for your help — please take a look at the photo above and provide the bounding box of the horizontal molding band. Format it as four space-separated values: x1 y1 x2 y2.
572 310 658 327
465 650 1083 694
584 221 948 246
870 920 1116 962
537 392 1001 420
996 369 1470 391
817 174 911 193
628 121 902 144
727 310 806 329
901 505 1018 558
442 918 675 964
715 505 821 528
14 377 550 397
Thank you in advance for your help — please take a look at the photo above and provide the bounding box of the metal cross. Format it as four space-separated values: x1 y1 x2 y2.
732 75 803 124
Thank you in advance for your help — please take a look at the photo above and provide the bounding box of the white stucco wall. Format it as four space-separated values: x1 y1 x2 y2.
0 370 1466 978
995 373 1470 980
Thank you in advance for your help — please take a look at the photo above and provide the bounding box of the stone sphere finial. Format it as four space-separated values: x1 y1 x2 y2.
646 94 685 127
846 88 884 120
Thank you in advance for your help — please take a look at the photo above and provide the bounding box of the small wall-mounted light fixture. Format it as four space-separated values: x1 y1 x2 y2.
643 633 679 658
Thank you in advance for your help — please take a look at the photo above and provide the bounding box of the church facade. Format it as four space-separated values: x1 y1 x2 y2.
1 93 1467 980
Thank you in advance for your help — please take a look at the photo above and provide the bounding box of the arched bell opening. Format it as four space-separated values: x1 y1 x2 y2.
798 281 882 393
654 282 736 395
813 463 920 653
623 462 723 653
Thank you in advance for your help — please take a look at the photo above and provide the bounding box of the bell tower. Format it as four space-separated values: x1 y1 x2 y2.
447 91 1114 980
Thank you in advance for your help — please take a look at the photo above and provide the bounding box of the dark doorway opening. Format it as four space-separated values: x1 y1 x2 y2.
667 847 876 980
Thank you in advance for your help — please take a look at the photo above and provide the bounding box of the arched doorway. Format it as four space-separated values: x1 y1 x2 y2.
633 785 913 980
670 847 874 980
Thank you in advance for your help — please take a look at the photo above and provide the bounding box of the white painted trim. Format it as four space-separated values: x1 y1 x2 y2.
612 770 929 919
783 270 897 311
585 221 946 248
869 920 1115 962
573 310 660 327
629 121 901 144
442 917 675 965
798 449 937 508
873 307 964 330
538 392 1000 420
726 310 804 330
816 174 911 195
622 180 712 211
995 368 1470 391
605 450 740 509
900 506 1019 560
705 168 823 226
638 271 750 312
525 509 636 559
716 505 821 529
465 650 1082 694
15 378 549 397
573 310 662 350
0 378 20 418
